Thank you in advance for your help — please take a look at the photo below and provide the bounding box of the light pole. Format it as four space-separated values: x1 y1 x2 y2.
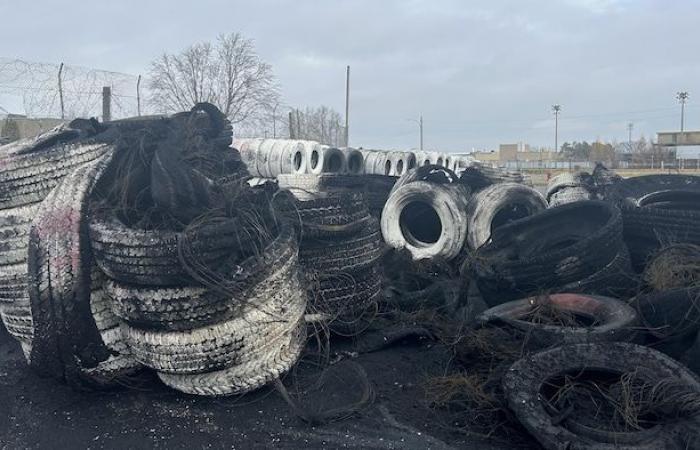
552 104 562 152
627 123 633 149
677 91 689 132
408 114 423 151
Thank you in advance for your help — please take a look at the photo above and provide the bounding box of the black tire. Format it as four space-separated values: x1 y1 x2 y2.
559 245 638 298
27 153 122 388
89 213 241 287
474 200 624 306
0 304 33 342
465 182 547 250
503 342 700 450
300 218 383 274
478 293 638 348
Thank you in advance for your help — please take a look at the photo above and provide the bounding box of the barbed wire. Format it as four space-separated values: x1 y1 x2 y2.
0 57 149 120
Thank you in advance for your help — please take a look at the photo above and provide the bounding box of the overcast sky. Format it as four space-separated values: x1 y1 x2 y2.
1 0 699 151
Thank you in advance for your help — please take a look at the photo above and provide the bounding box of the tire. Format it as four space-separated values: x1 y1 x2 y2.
235 138 308 178
362 150 391 176
308 265 383 316
465 182 547 250
503 342 700 450
548 186 595 207
157 323 305 396
474 200 624 306
342 148 365 175
478 293 638 348
122 250 305 374
381 181 468 260
558 245 638 298
0 124 82 159
545 172 594 200
277 174 365 200
301 218 383 273
27 153 123 387
0 262 29 307
306 145 345 175
388 164 460 198
290 191 372 238
0 203 37 266
0 304 33 342
601 174 700 205
89 213 240 287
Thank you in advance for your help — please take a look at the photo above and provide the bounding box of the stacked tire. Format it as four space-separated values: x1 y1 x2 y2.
545 171 595 207
279 174 383 335
473 200 636 306
600 174 700 271
0 123 107 363
91 205 306 396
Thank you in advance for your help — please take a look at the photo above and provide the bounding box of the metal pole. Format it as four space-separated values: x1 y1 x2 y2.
419 114 423 151
345 65 350 147
136 75 142 116
552 104 561 152
272 103 278 138
288 111 294 139
58 63 65 120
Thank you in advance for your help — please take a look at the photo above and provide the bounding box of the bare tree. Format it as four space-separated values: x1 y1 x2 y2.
149 33 279 127
289 105 346 146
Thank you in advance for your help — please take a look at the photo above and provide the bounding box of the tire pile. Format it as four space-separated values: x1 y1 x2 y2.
0 104 307 395
276 174 383 335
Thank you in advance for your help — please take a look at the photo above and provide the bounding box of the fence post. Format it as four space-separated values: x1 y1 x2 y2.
102 86 111 122
58 63 65 120
136 75 141 116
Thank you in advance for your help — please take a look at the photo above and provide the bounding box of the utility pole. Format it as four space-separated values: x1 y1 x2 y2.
627 123 633 149
58 63 65 120
552 104 561 152
344 65 350 147
272 103 279 138
136 75 142 116
677 91 689 132
102 86 111 122
288 111 294 139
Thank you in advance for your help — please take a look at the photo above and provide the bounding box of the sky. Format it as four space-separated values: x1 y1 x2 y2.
1 0 700 151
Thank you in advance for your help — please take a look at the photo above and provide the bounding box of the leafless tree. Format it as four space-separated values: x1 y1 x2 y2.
149 33 280 127
289 105 346 146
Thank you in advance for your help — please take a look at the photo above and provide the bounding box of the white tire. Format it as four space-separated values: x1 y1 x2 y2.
381 181 469 260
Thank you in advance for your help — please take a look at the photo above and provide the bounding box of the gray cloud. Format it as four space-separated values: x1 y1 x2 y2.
1 0 699 150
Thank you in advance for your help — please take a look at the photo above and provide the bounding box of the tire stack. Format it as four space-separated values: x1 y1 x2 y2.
278 174 383 334
545 172 596 207
0 122 108 363
473 200 636 306
92 216 306 396
600 174 700 272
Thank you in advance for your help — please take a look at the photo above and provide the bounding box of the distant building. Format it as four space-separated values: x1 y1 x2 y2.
657 131 700 168
0 114 66 142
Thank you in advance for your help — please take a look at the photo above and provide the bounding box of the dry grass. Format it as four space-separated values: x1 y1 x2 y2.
643 244 700 291
544 369 700 432
519 294 600 328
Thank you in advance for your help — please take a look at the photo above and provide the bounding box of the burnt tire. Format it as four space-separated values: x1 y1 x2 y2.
503 342 700 450
122 250 305 374
288 190 371 238
478 293 638 348
300 218 383 274
157 323 305 396
0 262 29 307
474 200 624 306
465 182 547 250
89 214 240 287
548 186 595 207
27 153 128 388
